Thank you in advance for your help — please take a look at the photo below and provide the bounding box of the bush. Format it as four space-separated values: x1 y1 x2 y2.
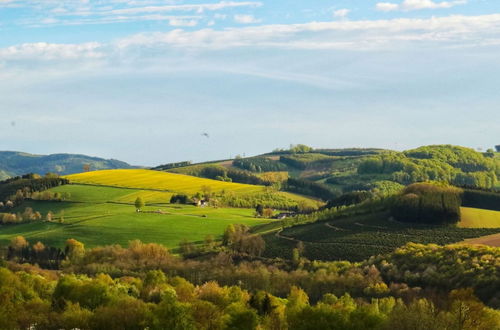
170 194 192 205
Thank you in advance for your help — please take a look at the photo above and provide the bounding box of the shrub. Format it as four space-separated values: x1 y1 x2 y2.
170 194 192 204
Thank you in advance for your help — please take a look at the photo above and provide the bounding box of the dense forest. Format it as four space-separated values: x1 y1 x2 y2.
358 146 498 189
391 183 462 224
1 237 499 329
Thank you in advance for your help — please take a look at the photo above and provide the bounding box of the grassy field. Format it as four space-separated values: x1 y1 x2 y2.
263 212 500 261
66 169 265 195
459 207 500 228
65 169 318 206
0 184 272 251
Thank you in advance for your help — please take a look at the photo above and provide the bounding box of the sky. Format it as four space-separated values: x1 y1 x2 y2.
0 0 499 166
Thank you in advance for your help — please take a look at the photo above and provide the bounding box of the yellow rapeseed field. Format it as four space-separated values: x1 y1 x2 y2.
65 169 266 195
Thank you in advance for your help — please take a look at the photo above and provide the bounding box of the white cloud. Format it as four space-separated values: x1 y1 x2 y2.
376 0 467 12
0 42 104 61
333 9 350 19
376 3 400 11
234 14 261 24
109 2 262 15
114 14 500 51
2 14 500 67
2 1 263 27
169 18 198 27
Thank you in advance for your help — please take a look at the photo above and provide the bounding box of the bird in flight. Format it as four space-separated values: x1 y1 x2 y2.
201 132 210 138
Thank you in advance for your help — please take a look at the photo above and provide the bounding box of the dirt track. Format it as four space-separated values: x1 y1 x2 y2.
462 233 500 247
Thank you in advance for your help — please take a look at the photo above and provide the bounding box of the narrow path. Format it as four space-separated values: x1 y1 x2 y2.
325 223 345 231
275 229 301 242
354 222 388 230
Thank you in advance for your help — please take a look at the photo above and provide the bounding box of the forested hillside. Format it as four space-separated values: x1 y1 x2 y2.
0 151 134 179
160 145 499 202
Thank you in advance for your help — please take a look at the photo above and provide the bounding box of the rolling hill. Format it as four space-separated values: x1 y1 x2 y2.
0 184 272 250
161 145 500 197
65 169 320 209
0 169 319 249
0 151 135 179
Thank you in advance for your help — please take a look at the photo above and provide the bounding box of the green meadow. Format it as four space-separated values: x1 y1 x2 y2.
0 184 272 250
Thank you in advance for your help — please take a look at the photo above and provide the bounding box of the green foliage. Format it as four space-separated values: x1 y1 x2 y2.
289 144 313 153
222 224 266 256
152 161 192 171
391 183 462 224
371 180 405 196
219 191 309 211
357 146 498 189
134 196 145 211
280 153 337 170
1 239 500 329
170 194 192 204
405 145 496 172
233 157 288 172
284 178 339 201
326 191 374 208
462 189 500 211
370 243 500 307
169 164 271 186
0 174 68 203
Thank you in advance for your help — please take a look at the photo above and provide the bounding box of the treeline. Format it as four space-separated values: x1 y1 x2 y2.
220 191 318 212
0 173 68 204
326 191 373 208
284 178 339 201
268 145 384 157
315 148 385 157
152 161 192 171
233 157 288 172
391 183 462 224
369 243 500 307
279 154 337 170
168 189 318 212
462 189 500 211
6 236 65 269
1 207 63 225
171 165 272 186
358 146 498 189
405 145 497 172
324 180 404 199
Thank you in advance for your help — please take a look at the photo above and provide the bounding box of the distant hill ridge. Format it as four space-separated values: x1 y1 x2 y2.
0 151 134 179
